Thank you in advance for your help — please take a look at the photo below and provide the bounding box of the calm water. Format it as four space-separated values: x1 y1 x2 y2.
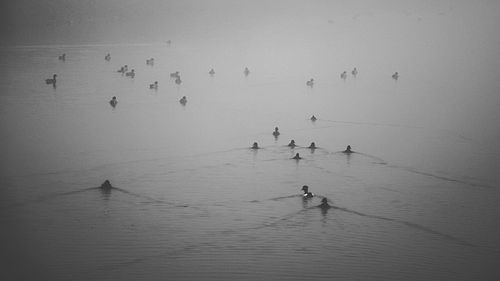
1 12 500 280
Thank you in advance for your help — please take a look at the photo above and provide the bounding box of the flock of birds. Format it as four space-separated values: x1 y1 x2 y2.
46 50 395 208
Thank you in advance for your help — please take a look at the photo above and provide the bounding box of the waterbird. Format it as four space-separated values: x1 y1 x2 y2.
340 71 347 79
343 145 352 153
170 71 180 78
125 69 135 78
292 153 302 160
392 72 399 80
310 115 317 121
58 54 66 61
175 77 182 84
109 96 118 107
306 78 314 86
45 74 57 85
146 58 154 65
251 142 259 149
308 142 317 149
244 67 250 76
149 81 158 89
273 127 280 137
301 185 313 198
100 180 113 190
288 140 296 148
179 96 187 105
105 53 111 61
209 69 215 75
352 67 358 76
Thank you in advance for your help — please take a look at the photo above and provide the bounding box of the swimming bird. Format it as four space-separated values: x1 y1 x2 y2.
209 69 215 75
292 153 302 160
273 127 280 137
58 54 66 61
310 115 317 121
244 67 250 76
126 69 135 78
308 142 317 149
149 81 158 89
288 140 296 148
306 78 314 86
175 77 182 84
343 145 352 153
319 197 331 209
45 74 57 85
170 71 180 78
340 71 347 80
352 67 358 76
251 142 259 149
392 72 399 80
146 58 154 65
179 96 187 105
301 185 313 198
109 96 118 107
105 53 111 61
100 180 113 190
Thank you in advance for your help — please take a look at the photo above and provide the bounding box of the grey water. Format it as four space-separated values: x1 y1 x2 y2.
1 1 500 280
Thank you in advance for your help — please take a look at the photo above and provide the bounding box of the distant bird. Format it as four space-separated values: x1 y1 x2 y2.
292 153 303 160
308 142 317 149
100 180 113 190
109 96 118 107
392 72 399 80
125 69 135 78
179 96 187 105
343 145 352 153
310 115 317 122
301 185 313 198
105 53 111 61
175 77 182 84
149 81 158 89
146 58 154 65
45 74 57 85
170 71 180 78
288 140 296 148
306 78 314 86
251 142 259 149
352 67 358 76
273 127 280 137
209 69 215 75
244 67 250 76
340 71 347 80
58 54 66 61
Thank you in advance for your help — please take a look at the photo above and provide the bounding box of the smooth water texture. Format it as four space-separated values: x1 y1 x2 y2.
1 2 500 281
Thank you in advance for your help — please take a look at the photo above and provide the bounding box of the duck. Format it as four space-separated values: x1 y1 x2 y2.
146 58 154 65
244 67 250 76
58 53 66 61
392 72 399 80
45 74 57 85
100 180 113 190
301 185 313 198
109 96 118 107
308 142 317 149
340 71 347 79
105 53 111 61
306 78 314 86
292 153 302 160
251 142 259 149
149 81 158 89
209 69 215 75
170 71 180 78
310 115 317 121
179 96 187 105
343 145 352 153
125 69 135 78
352 67 358 76
288 140 296 148
319 197 331 209
175 77 182 84
272 127 280 137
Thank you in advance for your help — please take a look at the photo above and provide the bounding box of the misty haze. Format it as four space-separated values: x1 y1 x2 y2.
1 1 500 280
